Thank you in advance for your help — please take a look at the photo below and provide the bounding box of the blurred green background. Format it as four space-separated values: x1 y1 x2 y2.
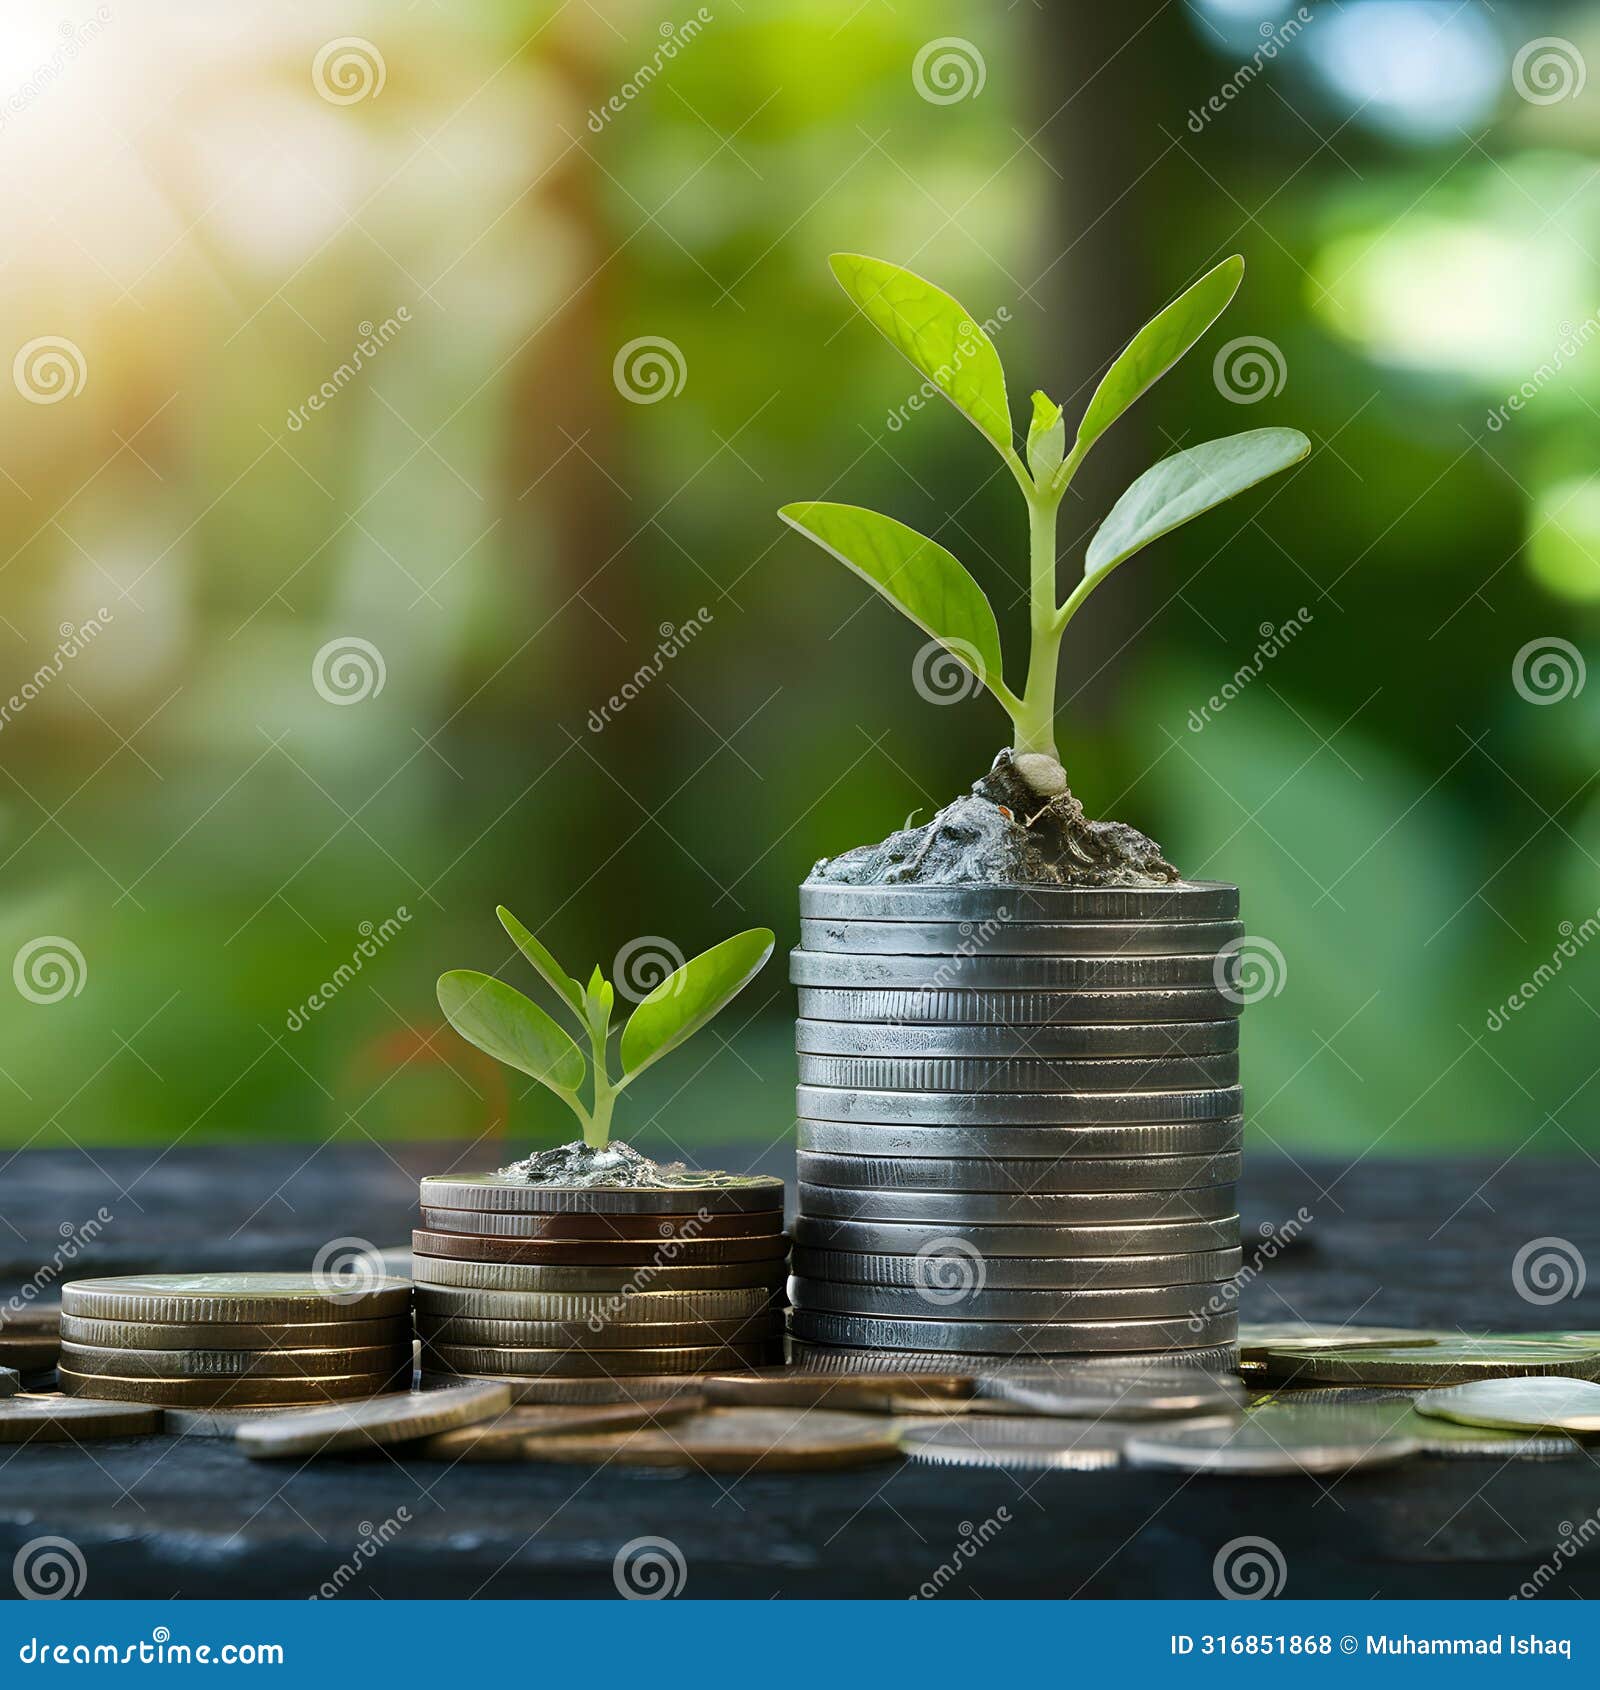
2 0 1596 1162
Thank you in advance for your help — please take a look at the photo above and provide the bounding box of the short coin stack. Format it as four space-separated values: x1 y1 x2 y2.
58 1274 414 1407
413 1173 787 1401
789 881 1245 1365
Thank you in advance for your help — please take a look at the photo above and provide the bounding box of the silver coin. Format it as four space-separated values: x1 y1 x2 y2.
796 1117 1244 1160
1125 1404 1419 1474
799 986 1241 1026
799 917 1245 958
899 1415 1127 1470
789 1277 1235 1323
422 1341 781 1377
790 1339 1240 1374
796 1150 1241 1194
788 1309 1238 1355
416 1314 783 1349
791 950 1231 991
418 1174 783 1215
793 1214 1240 1259
791 1245 1244 1291
1413 1376 1600 1436
410 1285 777 1321
977 1362 1247 1419
410 1256 787 1293
796 1018 1239 1059
796 1085 1243 1126
1237 1322 1433 1361
796 1052 1239 1094
796 1181 1235 1225
799 882 1240 923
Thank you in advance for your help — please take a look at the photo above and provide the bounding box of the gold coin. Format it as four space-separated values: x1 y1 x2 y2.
61 1314 412 1351
1271 1338 1600 1387
238 1381 511 1458
0 1392 163 1442
60 1341 412 1381
58 1366 407 1407
62 1274 411 1325
1238 1322 1435 1361
417 1398 703 1459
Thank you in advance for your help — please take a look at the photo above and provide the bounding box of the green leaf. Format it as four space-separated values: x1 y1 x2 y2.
583 965 614 1041
619 929 774 1079
1075 256 1244 461
437 970 587 1093
1085 428 1310 580
496 905 584 1018
777 502 1009 704
828 253 1011 454
1026 391 1064 482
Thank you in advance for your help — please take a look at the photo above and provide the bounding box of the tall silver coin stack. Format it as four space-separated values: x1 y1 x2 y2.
788 881 1245 1366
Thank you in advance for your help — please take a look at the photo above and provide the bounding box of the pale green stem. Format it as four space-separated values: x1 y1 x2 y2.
1009 487 1063 761
584 1018 615 1149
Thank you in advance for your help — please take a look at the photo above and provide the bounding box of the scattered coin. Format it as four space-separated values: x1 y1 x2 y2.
788 1309 1237 1355
789 1277 1234 1324
416 1315 783 1349
796 1119 1245 1160
796 1151 1242 1195
795 1085 1244 1126
798 986 1241 1027
58 1367 408 1407
977 1362 1246 1419
0 1333 60 1371
798 881 1240 924
418 1175 784 1215
1125 1406 1419 1475
59 1341 411 1381
1247 1386 1404 1407
795 1182 1236 1226
798 916 1245 958
701 1368 976 1413
1238 1322 1435 1362
164 1405 308 1437
411 1284 777 1322
0 1302 60 1334
1269 1338 1600 1388
61 1274 412 1325
417 1398 705 1459
792 1245 1244 1291
899 1415 1127 1470
792 1215 1240 1259
238 1381 512 1459
790 951 1229 992
795 1018 1239 1060
410 1255 787 1293
417 1209 788 1253
0 1392 163 1442
1414 1376 1600 1436
59 1314 413 1351
422 1341 781 1378
418 1371 717 1406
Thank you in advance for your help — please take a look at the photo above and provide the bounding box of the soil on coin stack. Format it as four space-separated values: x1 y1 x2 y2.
496 1140 757 1190
808 749 1179 888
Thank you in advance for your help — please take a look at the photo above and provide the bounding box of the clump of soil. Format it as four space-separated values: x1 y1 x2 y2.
809 749 1180 888
496 1140 765 1189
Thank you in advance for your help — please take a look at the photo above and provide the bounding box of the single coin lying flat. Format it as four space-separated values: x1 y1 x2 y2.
1268 1338 1600 1388
899 1415 1128 1471
417 1398 705 1458
978 1363 1247 1420
1414 1375 1600 1436
1124 1405 1419 1475
0 1392 163 1442
1237 1322 1435 1362
237 1382 510 1458
1246 1395 1578 1461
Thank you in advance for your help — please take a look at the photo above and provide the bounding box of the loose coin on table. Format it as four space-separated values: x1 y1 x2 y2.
0 1393 163 1442
1125 1405 1420 1475
1413 1376 1600 1436
417 1398 705 1459
976 1363 1247 1420
420 1372 717 1406
789 1309 1237 1355
702 1368 976 1413
1267 1337 1600 1387
238 1381 512 1459
900 1415 1127 1470
1238 1322 1435 1363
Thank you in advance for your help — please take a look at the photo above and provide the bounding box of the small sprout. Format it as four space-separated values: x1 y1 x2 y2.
437 905 774 1150
778 253 1310 787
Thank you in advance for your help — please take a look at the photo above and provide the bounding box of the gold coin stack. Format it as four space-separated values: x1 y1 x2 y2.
57 1274 414 1408
413 1173 788 1402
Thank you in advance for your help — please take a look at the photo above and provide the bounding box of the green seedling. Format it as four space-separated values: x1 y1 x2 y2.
437 907 774 1149
779 253 1310 787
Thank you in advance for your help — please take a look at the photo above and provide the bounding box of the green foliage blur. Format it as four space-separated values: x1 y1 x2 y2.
2 0 1596 1160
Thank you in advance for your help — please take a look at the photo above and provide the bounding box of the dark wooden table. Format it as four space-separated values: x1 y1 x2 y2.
2 1142 1596 1599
